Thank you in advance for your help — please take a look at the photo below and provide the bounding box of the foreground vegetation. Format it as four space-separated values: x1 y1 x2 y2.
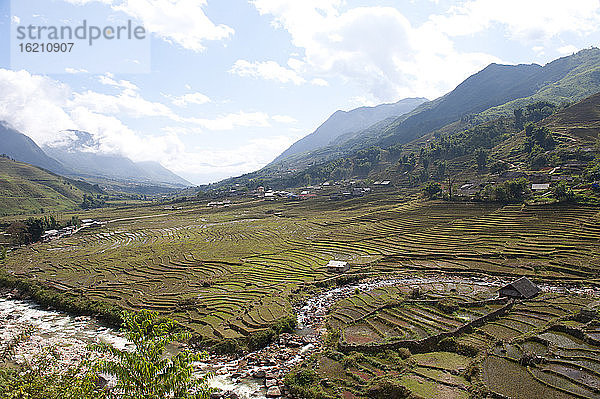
0 310 212 399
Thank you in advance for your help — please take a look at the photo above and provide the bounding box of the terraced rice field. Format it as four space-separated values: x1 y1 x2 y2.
3 196 600 344
318 277 600 398
328 281 501 345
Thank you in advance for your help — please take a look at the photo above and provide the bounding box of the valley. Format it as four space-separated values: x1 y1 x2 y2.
2 48 600 399
1 190 600 398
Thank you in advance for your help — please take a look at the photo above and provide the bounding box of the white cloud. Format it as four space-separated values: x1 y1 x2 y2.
188 111 272 130
62 0 112 4
310 78 329 87
68 107 185 162
429 1 600 41
168 92 211 107
272 115 297 124
64 68 89 74
230 60 306 85
558 45 579 55
349 96 378 107
98 73 139 91
113 0 234 52
169 135 299 184
71 90 179 119
0 69 284 184
251 2 498 100
0 69 75 145
61 0 234 51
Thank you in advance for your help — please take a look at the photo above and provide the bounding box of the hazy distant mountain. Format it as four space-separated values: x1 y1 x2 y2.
44 131 192 188
0 125 191 189
272 97 427 163
0 123 67 174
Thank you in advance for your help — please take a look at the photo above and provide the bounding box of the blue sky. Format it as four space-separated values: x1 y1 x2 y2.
1 0 600 184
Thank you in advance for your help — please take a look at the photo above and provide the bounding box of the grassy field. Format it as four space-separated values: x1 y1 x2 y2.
1 188 599 397
0 157 105 215
2 193 599 344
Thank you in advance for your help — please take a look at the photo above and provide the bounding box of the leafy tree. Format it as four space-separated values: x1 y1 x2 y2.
552 181 574 202
529 145 548 168
25 217 45 243
586 157 600 181
71 215 81 227
6 222 30 245
436 161 446 178
0 333 106 399
81 194 106 210
91 310 212 399
514 108 524 130
423 182 442 199
525 124 556 151
490 161 509 175
475 148 488 171
480 178 530 203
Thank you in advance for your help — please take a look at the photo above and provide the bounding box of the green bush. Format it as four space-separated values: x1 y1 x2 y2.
0 339 106 399
272 315 297 335
284 368 335 399
423 182 442 199
247 329 276 351
397 347 412 360
0 366 107 399
90 310 212 399
212 339 242 355
552 181 575 202
342 352 365 368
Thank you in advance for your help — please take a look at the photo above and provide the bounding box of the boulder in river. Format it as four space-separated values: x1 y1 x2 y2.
266 385 282 397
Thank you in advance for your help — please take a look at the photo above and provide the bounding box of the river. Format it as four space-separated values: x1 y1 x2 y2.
0 295 267 398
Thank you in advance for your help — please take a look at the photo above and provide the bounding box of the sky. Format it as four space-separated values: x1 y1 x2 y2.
1 0 600 185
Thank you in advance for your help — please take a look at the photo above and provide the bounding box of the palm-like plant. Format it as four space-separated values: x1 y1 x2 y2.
90 310 212 399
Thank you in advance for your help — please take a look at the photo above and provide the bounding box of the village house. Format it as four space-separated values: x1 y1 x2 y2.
499 277 540 299
327 260 349 273
531 183 551 191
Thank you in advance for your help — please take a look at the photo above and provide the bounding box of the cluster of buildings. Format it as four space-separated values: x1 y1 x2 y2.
207 200 231 208
255 187 318 201
41 219 105 242
329 187 371 201
252 181 383 202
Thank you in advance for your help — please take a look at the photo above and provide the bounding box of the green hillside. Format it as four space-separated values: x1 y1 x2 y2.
0 156 103 215
204 49 600 193
238 48 600 185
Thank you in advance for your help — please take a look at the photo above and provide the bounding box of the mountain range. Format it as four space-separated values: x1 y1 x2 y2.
271 97 427 164
0 125 191 191
211 48 600 185
202 48 600 191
